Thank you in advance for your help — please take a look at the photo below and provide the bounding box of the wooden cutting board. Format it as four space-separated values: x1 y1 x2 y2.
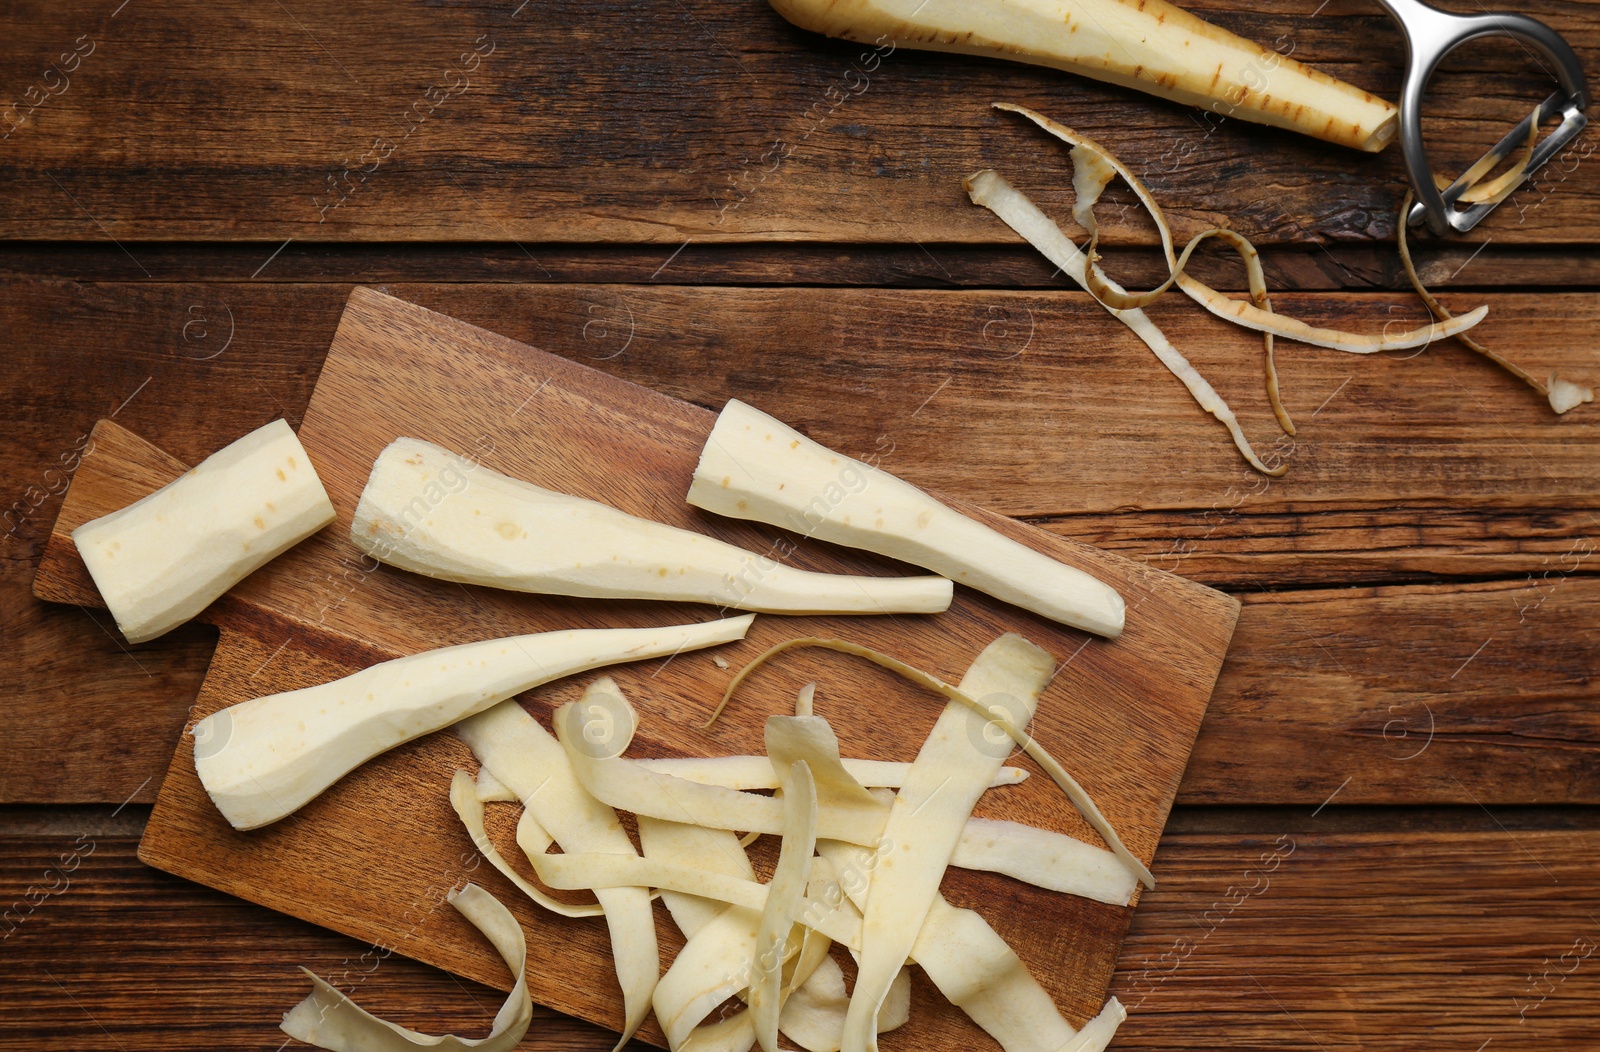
33 286 1239 1049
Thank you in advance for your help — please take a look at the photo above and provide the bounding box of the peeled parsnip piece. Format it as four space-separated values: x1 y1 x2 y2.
455 697 662 1051
73 419 335 644
635 755 1029 791
688 400 1124 638
194 614 752 830
769 0 1397 151
353 437 952 616
280 883 531 1052
841 633 1054 1052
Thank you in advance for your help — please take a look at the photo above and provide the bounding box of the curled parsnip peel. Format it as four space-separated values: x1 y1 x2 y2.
842 633 1055 1052
194 614 753 830
951 817 1136 906
753 761 818 1052
1059 998 1128 1052
536 805 1100 1052
635 755 1029 792
562 704 1119 894
354 437 951 616
768 0 1397 151
818 842 1093 1052
639 817 758 936
711 636 1154 890
996 102 1489 354
449 769 603 919
1064 154 1295 438
454 698 659 1050
475 766 519 803
642 816 838 1052
688 398 1125 637
73 418 336 644
280 883 532 1052
964 167 1284 476
1435 108 1540 208
781 955 912 1052
1398 191 1594 415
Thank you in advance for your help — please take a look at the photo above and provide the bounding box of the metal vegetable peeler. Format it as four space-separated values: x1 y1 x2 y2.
1378 0 1589 235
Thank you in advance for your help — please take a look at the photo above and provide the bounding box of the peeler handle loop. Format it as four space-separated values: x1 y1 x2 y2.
1380 0 1591 234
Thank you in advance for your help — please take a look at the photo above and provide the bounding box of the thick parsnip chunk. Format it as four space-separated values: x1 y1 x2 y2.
74 418 334 643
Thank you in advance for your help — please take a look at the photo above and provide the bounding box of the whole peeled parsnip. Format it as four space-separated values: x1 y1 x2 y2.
771 0 1398 151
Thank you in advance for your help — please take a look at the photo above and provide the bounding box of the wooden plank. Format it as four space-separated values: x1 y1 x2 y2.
5 242 1598 292
1186 578 1600 807
0 0 1594 244
4 831 1596 1050
30 288 1237 1047
1045 505 1600 589
2 280 1594 521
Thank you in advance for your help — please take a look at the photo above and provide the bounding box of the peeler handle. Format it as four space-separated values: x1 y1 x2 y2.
1378 0 1590 234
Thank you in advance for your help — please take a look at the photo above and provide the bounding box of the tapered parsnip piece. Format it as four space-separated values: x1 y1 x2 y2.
688 400 1124 638
353 437 951 615
636 755 1029 791
281 884 531 1052
193 614 752 831
73 419 335 644
768 0 1397 151
841 634 1053 1052
455 698 661 1050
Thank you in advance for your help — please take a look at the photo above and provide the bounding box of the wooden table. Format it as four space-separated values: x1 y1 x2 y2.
3 1 1597 1049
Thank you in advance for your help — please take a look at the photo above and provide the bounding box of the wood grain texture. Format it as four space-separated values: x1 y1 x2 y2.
1049 505 1600 588
3 279 1595 524
1187 578 1600 807
0 0 1595 244
30 288 1239 1047
4 831 1596 1050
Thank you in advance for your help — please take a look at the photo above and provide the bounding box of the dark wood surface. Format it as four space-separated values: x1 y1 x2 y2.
3 0 1597 1047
